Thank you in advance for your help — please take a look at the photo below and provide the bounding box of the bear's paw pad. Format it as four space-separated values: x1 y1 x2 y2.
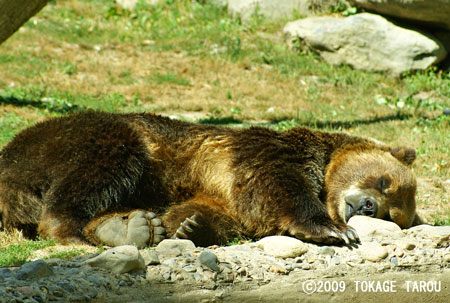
96 211 166 248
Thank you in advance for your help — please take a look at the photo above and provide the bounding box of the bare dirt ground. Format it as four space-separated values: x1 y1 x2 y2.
95 269 450 303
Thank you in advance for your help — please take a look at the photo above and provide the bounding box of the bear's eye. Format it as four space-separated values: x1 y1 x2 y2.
377 175 391 193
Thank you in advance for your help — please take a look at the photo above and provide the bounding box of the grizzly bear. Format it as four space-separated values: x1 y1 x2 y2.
0 111 422 248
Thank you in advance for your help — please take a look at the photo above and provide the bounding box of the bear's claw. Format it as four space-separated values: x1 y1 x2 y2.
172 214 199 240
293 223 360 245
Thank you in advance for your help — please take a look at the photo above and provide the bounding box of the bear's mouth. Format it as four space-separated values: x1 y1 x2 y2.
345 197 378 222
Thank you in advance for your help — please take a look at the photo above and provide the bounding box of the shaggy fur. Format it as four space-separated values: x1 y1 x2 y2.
0 111 421 246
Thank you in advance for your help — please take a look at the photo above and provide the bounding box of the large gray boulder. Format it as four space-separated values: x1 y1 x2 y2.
284 13 447 75
349 0 450 30
228 0 311 23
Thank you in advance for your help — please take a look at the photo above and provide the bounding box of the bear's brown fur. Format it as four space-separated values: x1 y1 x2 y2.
0 111 422 247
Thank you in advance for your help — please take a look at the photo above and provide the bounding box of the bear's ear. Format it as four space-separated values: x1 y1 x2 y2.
390 147 416 166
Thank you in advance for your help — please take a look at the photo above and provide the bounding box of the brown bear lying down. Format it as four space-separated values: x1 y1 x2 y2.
0 111 422 248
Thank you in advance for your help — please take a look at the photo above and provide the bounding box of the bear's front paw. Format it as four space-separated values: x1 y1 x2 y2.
291 222 360 245
95 211 166 248
171 214 200 240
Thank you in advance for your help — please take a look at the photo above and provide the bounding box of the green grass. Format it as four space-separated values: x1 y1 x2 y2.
46 248 87 260
0 238 56 267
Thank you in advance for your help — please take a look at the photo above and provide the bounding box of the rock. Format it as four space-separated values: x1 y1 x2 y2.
283 13 446 75
256 236 308 258
394 247 405 257
183 265 197 273
269 264 287 274
359 242 388 262
444 254 450 263
0 268 12 278
399 241 416 251
84 245 145 274
140 249 160 265
348 0 450 30
318 246 335 256
156 239 196 257
228 0 311 23
16 260 54 280
198 250 220 272
431 30 450 69
331 257 341 265
408 225 450 247
347 216 403 239
390 256 399 266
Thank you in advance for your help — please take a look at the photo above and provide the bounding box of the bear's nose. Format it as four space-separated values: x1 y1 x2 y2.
356 198 377 217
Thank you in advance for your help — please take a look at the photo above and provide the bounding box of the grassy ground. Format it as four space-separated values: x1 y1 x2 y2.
0 0 449 262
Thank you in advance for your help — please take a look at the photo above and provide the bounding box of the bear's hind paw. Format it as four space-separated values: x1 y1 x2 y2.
95 210 166 248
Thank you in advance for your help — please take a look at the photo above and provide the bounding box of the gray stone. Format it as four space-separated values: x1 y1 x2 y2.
0 268 12 278
390 256 399 266
228 0 311 23
346 254 364 266
162 258 178 269
347 216 403 239
444 254 450 263
183 265 197 273
156 239 196 257
408 225 450 247
283 13 446 75
348 0 450 30
318 246 335 256
16 260 54 280
198 250 220 272
256 236 308 258
84 245 145 274
331 257 341 265
359 242 388 262
140 249 160 265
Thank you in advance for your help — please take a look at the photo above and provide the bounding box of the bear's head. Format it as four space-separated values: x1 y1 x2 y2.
325 145 423 229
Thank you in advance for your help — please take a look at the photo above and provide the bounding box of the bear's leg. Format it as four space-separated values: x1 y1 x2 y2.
163 195 246 247
82 210 166 248
281 183 359 245
287 203 359 245
37 210 88 245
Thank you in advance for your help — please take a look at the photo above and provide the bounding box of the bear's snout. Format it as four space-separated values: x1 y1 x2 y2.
356 197 377 217
345 197 378 221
